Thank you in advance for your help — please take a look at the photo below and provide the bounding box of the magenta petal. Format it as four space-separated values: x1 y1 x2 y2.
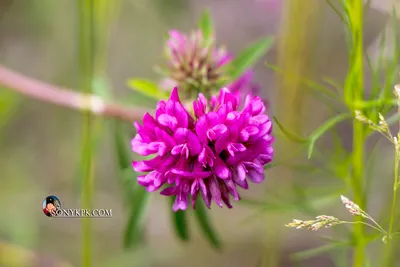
187 131 202 156
174 102 189 128
215 135 229 155
173 196 188 212
237 163 246 181
221 187 233 208
227 143 246 156
224 179 240 201
160 186 178 196
247 169 265 183
157 114 177 129
132 161 152 172
195 117 209 144
209 177 223 207
239 130 250 142
214 157 230 179
233 173 248 189
171 144 185 155
198 146 215 167
170 87 181 102
201 188 212 208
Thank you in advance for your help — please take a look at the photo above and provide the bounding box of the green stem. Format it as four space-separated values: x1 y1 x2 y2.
351 120 365 267
344 0 365 266
385 145 399 265
388 149 399 236
78 0 95 266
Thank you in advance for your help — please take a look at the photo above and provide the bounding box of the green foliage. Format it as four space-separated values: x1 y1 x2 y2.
223 37 274 84
127 79 169 101
194 201 221 250
124 186 151 249
307 113 351 159
198 9 214 43
273 116 309 143
265 62 343 104
291 242 349 262
170 199 190 241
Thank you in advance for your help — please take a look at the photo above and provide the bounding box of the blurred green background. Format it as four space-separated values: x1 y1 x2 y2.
1 0 400 266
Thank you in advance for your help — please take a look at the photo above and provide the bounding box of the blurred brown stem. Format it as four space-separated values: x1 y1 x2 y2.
0 65 147 122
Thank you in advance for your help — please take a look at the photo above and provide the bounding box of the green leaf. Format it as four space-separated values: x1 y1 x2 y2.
127 79 168 101
120 167 138 204
123 186 151 249
291 243 348 261
114 121 131 170
198 9 214 42
273 116 309 143
308 113 351 159
170 198 190 241
194 201 221 250
326 0 348 27
224 37 274 83
322 77 343 96
265 63 343 110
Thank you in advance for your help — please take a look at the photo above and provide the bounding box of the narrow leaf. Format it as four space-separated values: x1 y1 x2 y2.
170 198 190 241
114 121 131 170
120 167 137 204
273 116 309 143
194 201 221 250
291 243 347 261
265 62 342 106
198 9 214 42
308 113 351 159
224 37 274 82
123 186 151 248
127 79 168 101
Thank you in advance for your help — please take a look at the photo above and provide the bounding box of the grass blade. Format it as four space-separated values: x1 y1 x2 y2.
198 9 214 42
194 201 221 250
123 186 151 249
114 121 132 170
308 113 351 159
170 198 190 241
224 37 274 83
266 62 342 103
273 116 309 143
291 243 348 262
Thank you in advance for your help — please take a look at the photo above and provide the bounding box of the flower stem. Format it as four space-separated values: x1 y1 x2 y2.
78 0 95 266
389 149 399 235
351 120 366 267
343 0 365 265
385 144 399 265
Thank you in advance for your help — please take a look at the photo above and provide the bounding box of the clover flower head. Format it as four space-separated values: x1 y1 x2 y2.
160 29 260 101
131 87 274 211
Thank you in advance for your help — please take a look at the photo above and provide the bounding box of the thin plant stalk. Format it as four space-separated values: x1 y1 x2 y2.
343 0 366 266
351 122 365 267
385 107 400 266
78 0 95 266
388 148 399 241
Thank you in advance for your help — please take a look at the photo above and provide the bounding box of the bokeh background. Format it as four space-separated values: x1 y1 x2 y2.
1 0 400 266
